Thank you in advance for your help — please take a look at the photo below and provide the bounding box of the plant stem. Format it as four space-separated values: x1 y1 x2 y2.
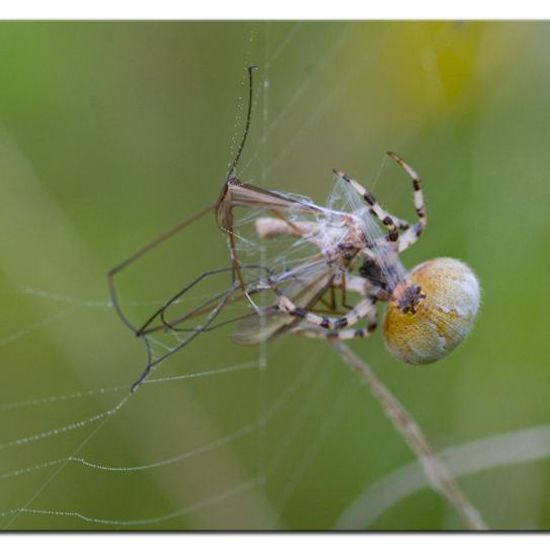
332 341 487 530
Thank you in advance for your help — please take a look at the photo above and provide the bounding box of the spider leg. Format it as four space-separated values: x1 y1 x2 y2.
319 273 357 311
274 285 381 331
313 299 336 315
334 273 374 296
310 284 339 315
291 301 378 340
339 273 355 310
332 170 407 246
310 273 379 314
386 151 427 252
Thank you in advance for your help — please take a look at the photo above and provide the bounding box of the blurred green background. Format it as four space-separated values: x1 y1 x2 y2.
1 21 550 530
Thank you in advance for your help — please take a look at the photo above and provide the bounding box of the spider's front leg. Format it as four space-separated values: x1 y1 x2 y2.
335 151 427 253
385 151 427 252
333 170 407 247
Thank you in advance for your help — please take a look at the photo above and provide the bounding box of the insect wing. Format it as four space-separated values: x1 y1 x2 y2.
216 179 324 232
233 258 335 345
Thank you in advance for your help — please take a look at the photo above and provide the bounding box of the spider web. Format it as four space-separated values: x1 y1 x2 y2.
0 22 372 530
1 21 548 531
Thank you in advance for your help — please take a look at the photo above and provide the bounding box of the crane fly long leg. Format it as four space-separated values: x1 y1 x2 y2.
108 202 216 333
131 289 233 392
137 289 231 336
136 264 274 336
131 263 276 390
136 266 237 336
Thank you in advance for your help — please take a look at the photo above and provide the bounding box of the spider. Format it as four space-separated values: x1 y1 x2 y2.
218 151 480 366
109 66 480 391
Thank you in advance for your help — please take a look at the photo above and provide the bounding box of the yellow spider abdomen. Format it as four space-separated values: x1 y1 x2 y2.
383 257 480 364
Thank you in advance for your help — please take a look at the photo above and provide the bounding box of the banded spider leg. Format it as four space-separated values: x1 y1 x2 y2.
335 150 427 253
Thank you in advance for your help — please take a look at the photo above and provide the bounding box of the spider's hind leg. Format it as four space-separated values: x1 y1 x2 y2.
273 276 382 333
291 299 378 341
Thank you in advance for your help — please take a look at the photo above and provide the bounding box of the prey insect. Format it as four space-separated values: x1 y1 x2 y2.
109 66 480 392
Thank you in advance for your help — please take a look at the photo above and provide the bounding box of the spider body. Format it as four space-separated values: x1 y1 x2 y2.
225 151 480 366
384 258 480 364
